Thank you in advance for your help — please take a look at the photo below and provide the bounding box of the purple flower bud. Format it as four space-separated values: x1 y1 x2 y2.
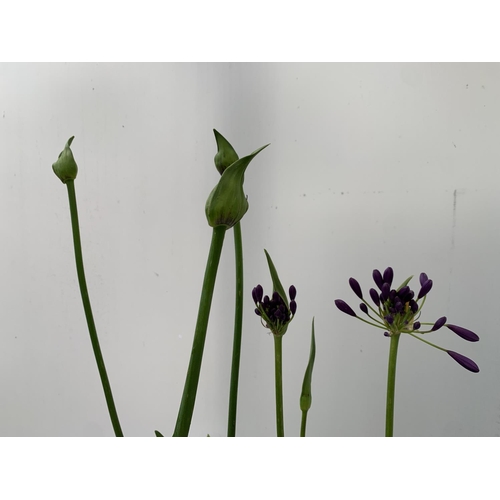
383 267 394 287
398 286 410 301
369 288 380 307
254 308 261 316
289 285 297 301
349 278 363 299
359 303 368 314
290 300 297 315
431 316 447 331
385 314 394 325
335 299 357 317
417 279 433 300
381 282 390 301
419 272 429 286
410 300 418 313
384 332 390 337
413 321 421 330
252 285 263 304
373 269 384 290
447 350 479 373
263 295 270 304
446 324 480 342
272 291 282 303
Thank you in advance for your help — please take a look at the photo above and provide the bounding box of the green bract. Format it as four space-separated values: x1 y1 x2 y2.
213 129 239 175
52 136 78 183
205 144 268 228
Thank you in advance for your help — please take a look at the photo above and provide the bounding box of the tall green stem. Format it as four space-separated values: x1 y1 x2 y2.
385 333 401 437
274 335 285 437
173 225 227 437
227 221 243 437
66 181 123 437
300 411 307 437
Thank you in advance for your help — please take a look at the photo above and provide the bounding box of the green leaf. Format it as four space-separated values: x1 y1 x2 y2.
154 430 164 437
300 318 316 412
264 249 289 308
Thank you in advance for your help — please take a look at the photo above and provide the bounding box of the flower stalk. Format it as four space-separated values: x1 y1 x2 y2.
385 332 400 437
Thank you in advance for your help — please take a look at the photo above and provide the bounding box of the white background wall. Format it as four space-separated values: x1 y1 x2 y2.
1 62 498 436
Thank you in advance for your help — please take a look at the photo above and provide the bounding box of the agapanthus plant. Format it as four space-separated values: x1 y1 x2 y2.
252 250 297 436
335 267 479 437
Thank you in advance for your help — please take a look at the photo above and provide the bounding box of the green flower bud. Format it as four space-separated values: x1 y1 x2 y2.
52 136 78 183
300 319 316 413
205 143 268 228
213 129 239 175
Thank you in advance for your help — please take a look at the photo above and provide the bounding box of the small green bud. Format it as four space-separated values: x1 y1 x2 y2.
52 136 78 183
300 320 316 413
213 129 239 175
205 144 268 228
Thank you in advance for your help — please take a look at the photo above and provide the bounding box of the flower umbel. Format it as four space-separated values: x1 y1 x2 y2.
253 284 297 337
335 267 480 373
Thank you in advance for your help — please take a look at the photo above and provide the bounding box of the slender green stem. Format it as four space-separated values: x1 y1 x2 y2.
227 221 243 437
300 411 307 437
385 333 401 437
274 335 285 437
66 181 123 437
173 225 227 437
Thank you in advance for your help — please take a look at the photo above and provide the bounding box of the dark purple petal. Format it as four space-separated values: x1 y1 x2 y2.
335 299 357 317
417 279 433 300
419 273 429 286
290 300 297 315
413 321 421 330
359 303 368 314
252 285 263 304
431 316 447 331
381 282 390 301
447 350 480 373
446 324 480 342
289 285 297 301
369 288 380 307
373 269 384 290
383 267 394 287
349 278 363 299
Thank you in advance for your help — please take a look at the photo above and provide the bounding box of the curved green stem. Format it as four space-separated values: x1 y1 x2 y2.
274 335 285 437
173 225 227 437
227 221 243 437
66 181 123 437
385 333 401 437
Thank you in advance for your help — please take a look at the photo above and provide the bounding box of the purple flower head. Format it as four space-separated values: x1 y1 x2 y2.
369 288 380 307
417 279 433 300
447 350 480 373
431 316 447 331
419 273 429 286
383 267 394 287
373 269 384 290
349 278 363 300
253 284 296 336
446 324 480 342
335 299 357 317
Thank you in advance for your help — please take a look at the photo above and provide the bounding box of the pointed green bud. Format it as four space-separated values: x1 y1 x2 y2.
205 144 268 228
52 136 78 183
300 319 316 413
213 129 239 175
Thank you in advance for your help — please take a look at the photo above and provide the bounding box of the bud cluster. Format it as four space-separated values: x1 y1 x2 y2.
252 284 297 337
335 267 480 373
